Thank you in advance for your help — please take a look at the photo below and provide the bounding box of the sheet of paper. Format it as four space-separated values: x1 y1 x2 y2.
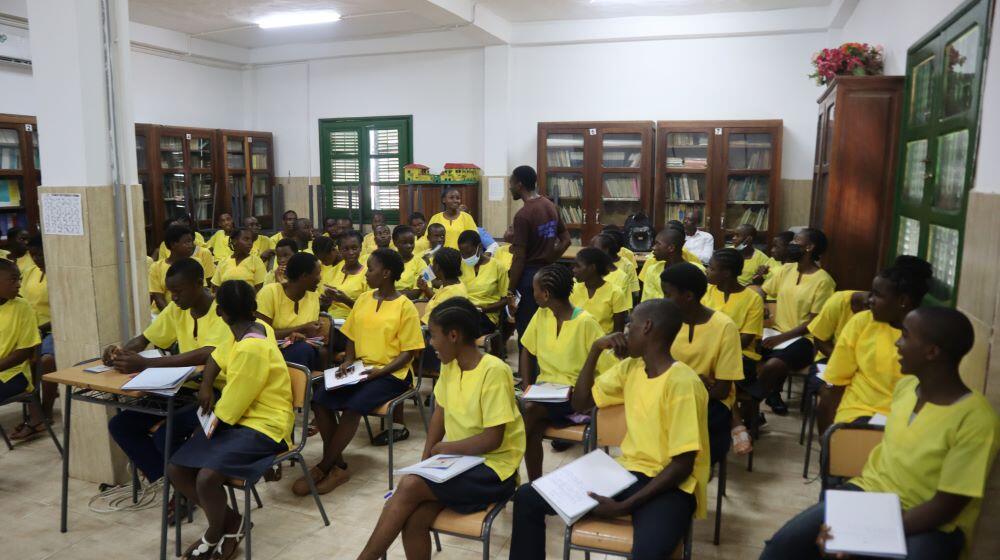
815 363 828 382
421 266 436 283
869 413 888 427
824 490 906 558
139 349 165 359
121 367 195 391
532 449 638 525
324 360 369 390
40 193 84 236
762 327 802 350
396 454 485 483
488 177 506 202
523 383 571 402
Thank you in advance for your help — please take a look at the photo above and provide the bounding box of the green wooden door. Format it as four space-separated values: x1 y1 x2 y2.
889 0 992 306
319 116 412 224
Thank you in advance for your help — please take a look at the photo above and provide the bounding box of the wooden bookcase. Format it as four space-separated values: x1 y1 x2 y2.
398 182 480 225
135 123 157 251
0 114 40 235
654 120 783 248
810 76 903 290
537 121 654 245
218 130 276 230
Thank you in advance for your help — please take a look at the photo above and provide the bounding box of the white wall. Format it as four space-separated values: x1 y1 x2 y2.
973 4 1000 194
0 63 35 116
510 32 830 180
129 52 246 129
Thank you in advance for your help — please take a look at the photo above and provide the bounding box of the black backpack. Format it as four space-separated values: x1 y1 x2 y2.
624 212 654 252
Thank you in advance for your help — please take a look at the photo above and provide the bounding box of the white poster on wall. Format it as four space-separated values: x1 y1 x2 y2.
41 193 85 236
488 177 506 202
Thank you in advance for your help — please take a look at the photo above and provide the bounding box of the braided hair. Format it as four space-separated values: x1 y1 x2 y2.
879 255 933 306
216 279 257 323
576 247 613 277
593 233 622 258
428 297 480 343
433 247 463 281
370 248 405 282
798 227 828 261
535 264 574 300
711 248 744 278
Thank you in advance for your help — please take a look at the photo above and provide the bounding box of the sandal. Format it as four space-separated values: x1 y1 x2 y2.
214 513 248 560
10 422 46 441
182 535 219 559
732 425 753 455
372 427 409 446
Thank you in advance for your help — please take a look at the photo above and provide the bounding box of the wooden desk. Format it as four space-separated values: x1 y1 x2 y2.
45 360 199 560
557 245 650 264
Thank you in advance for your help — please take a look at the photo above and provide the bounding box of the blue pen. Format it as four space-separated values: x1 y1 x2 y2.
384 490 394 500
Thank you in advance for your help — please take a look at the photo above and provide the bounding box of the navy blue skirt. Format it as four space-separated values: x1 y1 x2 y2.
425 463 517 514
169 424 287 481
761 337 815 371
312 372 412 413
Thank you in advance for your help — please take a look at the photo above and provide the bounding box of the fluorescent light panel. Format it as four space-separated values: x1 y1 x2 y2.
256 10 342 29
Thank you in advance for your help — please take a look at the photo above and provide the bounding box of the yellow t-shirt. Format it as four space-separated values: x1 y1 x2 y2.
21 265 50 327
423 282 469 324
521 308 606 387
0 297 40 389
761 263 836 334
396 255 424 292
613 258 640 294
251 235 273 258
824 311 903 423
433 353 526 480
737 249 771 286
639 259 666 302
193 247 217 280
701 285 764 361
670 310 744 409
144 300 234 388
158 231 206 261
619 247 638 269
212 332 294 446
413 235 431 256
460 258 510 325
211 255 267 288
256 283 320 330
808 290 861 344
0 247 8 260
569 280 631 334
206 229 233 262
852 376 1000 545
16 253 35 277
322 262 369 320
593 358 710 519
341 291 425 381
269 231 292 246
682 248 702 266
427 211 477 249
491 244 513 270
360 232 396 262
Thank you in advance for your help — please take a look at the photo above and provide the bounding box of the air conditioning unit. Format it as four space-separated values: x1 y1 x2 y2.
0 26 31 66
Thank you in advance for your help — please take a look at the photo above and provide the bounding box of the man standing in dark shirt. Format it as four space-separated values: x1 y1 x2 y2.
507 165 571 342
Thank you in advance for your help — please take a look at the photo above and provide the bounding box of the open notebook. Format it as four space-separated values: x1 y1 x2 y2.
121 366 196 395
323 361 370 391
395 455 485 483
532 449 637 525
522 383 571 403
824 490 906 558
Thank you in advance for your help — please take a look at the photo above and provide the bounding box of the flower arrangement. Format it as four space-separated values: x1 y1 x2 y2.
809 42 885 86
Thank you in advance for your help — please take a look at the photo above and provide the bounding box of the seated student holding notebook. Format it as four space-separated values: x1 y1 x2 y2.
358 298 526 560
808 289 870 359
570 247 630 334
0 258 45 438
592 232 639 296
520 264 606 480
661 262 744 464
428 187 478 249
104 259 233 514
323 230 369 320
408 212 430 255
639 224 702 303
510 299 710 560
256 252 328 370
760 306 1000 560
211 227 266 292
457 230 510 335
730 224 771 287
205 212 235 262
815 256 932 435
264 238 298 285
749 227 835 415
295 248 425 496
702 248 764 455
391 225 424 300
168 280 293 560
150 225 205 313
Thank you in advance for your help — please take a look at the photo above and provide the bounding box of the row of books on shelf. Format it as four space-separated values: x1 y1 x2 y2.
603 176 640 199
727 176 769 202
666 175 704 201
547 148 584 167
668 133 709 147
603 151 642 168
666 156 707 169
559 205 585 225
732 150 771 169
1 148 22 170
663 204 703 223
160 137 184 151
0 179 22 208
729 206 769 230
549 176 584 198
251 154 269 169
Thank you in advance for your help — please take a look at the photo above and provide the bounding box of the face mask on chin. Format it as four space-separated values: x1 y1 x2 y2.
463 254 481 267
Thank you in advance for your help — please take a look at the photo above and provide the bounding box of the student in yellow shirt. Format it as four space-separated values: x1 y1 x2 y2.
361 224 393 262
156 215 207 261
264 238 298 285
391 225 423 299
510 299 709 558
104 258 234 496
0 259 44 439
270 209 298 245
311 235 340 287
205 212 235 262
570 247 630 334
257 252 327 370
593 232 640 295
322 230 368 320
458 230 510 335
150 225 200 313
816 256 932 434
3 226 35 277
168 280 293 560
20 235 58 427
600 225 638 269
808 289 869 358
751 228 835 415
640 224 703 302
428 187 478 249
322 216 341 239
421 223 446 263
417 247 468 324
519 264 606 480
359 298 525 559
751 230 794 285
408 212 431 255
761 306 1000 560
360 211 390 255
244 216 274 263
293 218 314 254
211 227 267 292
662 262 744 464
730 224 771 286
297 248 424 496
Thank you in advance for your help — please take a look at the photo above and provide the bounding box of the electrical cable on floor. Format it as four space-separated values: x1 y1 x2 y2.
88 478 162 513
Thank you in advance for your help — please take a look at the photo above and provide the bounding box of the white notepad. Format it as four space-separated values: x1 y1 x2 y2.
532 449 638 525
824 490 906 559
522 383 571 403
121 366 195 394
763 328 803 350
197 408 218 438
869 413 888 427
395 454 485 483
323 360 370 391
815 362 828 382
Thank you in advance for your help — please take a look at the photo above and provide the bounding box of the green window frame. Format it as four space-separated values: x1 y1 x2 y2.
889 0 992 306
319 116 413 224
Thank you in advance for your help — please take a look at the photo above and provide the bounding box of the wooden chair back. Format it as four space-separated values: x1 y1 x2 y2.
595 405 627 449
821 423 884 489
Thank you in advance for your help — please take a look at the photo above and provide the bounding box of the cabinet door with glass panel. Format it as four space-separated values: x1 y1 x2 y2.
0 115 41 233
598 126 653 237
539 124 589 245
135 124 156 251
891 0 989 306
656 124 715 238
219 131 275 230
720 125 780 246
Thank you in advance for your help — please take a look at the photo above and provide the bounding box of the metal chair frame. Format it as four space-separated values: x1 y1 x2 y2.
819 422 885 492
0 353 63 455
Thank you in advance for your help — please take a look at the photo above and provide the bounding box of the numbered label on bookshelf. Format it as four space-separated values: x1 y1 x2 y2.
589 128 597 136
715 128 722 135
247 136 253 143
185 133 192 140
24 124 32 132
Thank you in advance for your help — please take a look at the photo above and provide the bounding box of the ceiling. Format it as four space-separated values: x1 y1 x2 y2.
481 0 833 22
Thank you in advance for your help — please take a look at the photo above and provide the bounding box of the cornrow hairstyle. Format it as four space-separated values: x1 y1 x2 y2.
799 227 828 261
164 225 193 248
275 238 299 253
880 255 933 306
593 233 621 258
433 247 463 280
392 224 414 242
711 248 744 278
912 306 974 364
370 248 405 281
285 252 319 282
338 229 363 247
536 263 574 300
660 262 708 300
216 279 257 322
576 247 612 277
457 229 482 249
428 297 480 343
311 235 335 256
165 257 204 285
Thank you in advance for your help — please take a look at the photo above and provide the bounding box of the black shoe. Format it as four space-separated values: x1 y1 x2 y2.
757 412 767 427
549 440 573 452
765 393 789 416
372 427 409 446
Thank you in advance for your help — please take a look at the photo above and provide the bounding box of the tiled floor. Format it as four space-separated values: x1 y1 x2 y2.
0 385 824 559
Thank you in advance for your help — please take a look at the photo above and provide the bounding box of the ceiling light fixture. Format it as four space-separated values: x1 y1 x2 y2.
256 10 342 29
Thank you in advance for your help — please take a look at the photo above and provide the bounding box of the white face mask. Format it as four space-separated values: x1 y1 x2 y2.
463 253 481 267
735 239 750 251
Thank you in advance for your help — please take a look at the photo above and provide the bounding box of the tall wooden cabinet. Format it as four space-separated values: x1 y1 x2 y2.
654 120 782 248
218 130 276 230
809 76 903 290
0 114 40 235
538 121 654 245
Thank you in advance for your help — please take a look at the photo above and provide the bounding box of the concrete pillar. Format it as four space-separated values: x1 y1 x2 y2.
27 0 147 483
481 45 516 236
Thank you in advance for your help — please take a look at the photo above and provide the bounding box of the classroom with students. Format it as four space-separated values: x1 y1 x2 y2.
2 0 1000 559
